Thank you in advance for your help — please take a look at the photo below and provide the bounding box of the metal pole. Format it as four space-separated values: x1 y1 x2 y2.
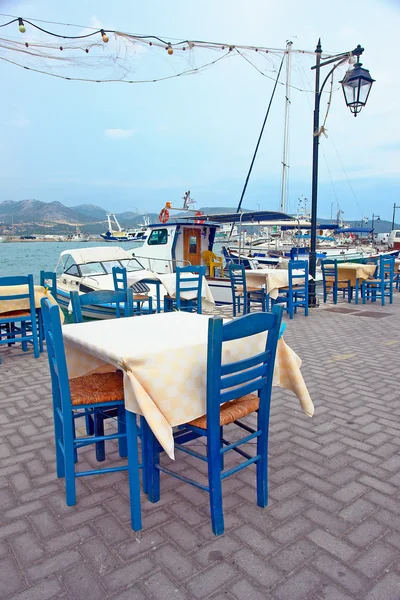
392 204 395 231
280 40 293 213
308 39 322 307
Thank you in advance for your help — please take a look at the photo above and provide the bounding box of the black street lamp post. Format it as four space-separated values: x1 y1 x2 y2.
308 41 375 306
392 204 400 231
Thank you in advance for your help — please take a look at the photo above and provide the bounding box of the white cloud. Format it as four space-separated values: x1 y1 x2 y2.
104 128 135 139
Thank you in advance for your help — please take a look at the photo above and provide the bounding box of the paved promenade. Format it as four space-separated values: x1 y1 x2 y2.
0 295 400 599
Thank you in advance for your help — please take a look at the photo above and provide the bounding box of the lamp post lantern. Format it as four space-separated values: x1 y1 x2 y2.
371 213 380 244
308 41 375 306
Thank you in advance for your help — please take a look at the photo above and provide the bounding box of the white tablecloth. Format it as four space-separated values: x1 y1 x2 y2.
62 312 313 459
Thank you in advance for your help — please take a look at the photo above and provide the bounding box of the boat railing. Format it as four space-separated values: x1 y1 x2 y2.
130 254 191 273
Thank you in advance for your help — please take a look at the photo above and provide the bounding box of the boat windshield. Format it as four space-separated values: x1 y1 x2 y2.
79 258 145 277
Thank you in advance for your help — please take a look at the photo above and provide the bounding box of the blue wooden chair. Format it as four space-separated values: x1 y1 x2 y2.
145 306 283 535
164 265 206 314
70 289 133 441
321 260 352 304
112 266 153 315
272 260 308 319
71 289 134 323
361 256 394 306
228 263 267 317
40 298 142 530
38 271 57 352
0 275 39 364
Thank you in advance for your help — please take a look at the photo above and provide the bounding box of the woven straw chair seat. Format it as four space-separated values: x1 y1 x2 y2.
133 294 150 301
0 309 31 318
70 371 124 406
188 393 259 429
234 285 262 296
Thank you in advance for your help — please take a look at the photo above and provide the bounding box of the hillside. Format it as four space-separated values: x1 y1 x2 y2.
0 199 92 225
70 203 108 221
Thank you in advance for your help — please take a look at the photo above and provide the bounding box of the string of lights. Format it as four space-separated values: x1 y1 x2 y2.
0 14 354 87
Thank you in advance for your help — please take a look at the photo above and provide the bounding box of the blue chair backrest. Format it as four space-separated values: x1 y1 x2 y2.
288 260 308 288
40 271 57 296
112 266 128 291
0 274 36 314
40 298 72 412
176 265 205 303
228 263 247 294
70 289 134 323
379 256 394 279
290 247 309 260
206 306 283 431
321 260 338 280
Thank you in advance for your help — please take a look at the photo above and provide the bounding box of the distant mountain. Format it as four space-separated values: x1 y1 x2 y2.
71 203 108 221
0 199 93 225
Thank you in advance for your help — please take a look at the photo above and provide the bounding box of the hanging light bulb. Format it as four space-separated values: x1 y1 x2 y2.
100 29 109 43
18 18 26 33
166 43 173 55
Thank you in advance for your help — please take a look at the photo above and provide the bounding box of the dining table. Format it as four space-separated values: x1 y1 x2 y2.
62 311 314 460
245 268 310 300
336 262 377 304
0 285 63 321
126 271 215 312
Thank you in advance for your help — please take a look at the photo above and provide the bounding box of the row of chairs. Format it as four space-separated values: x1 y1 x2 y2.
321 255 397 306
228 261 309 320
41 295 284 535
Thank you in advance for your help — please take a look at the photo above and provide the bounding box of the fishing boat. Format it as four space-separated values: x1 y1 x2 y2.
66 227 90 242
100 213 150 242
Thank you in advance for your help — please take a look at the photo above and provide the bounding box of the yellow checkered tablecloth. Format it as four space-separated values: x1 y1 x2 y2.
62 312 313 459
245 268 311 299
337 263 377 286
0 285 62 321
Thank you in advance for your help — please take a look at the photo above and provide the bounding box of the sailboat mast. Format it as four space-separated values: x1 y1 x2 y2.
280 40 293 213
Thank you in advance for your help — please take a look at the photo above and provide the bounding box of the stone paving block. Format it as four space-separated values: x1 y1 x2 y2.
7 578 64 600
10 530 44 566
272 566 322 600
313 552 367 596
62 563 107 600
345 518 386 548
307 529 358 562
270 538 319 574
229 577 274 600
142 571 188 600
186 562 238 599
0 556 25 598
364 572 400 600
231 548 282 588
103 556 156 593
353 540 399 579
338 498 376 523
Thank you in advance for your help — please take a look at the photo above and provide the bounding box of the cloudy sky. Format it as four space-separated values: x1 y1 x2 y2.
0 0 399 222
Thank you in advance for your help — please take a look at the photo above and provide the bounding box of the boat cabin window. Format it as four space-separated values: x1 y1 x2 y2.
396 232 400 238
189 235 198 254
64 264 80 277
120 258 145 272
148 228 168 245
102 260 126 274
80 262 105 276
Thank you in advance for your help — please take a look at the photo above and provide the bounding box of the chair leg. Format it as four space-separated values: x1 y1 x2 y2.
146 423 161 503
207 433 224 536
118 406 128 458
139 416 148 495
85 413 94 435
125 410 142 531
220 426 224 471
53 398 65 479
94 413 106 462
64 417 77 506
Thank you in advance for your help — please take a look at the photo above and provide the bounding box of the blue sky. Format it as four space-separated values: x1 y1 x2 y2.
0 0 399 222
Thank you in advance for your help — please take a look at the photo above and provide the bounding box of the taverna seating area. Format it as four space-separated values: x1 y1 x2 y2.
0 253 400 599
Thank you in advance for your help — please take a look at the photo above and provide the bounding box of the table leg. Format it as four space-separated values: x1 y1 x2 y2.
355 279 359 305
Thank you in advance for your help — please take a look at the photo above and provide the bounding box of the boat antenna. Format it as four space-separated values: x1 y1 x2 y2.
229 50 285 239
